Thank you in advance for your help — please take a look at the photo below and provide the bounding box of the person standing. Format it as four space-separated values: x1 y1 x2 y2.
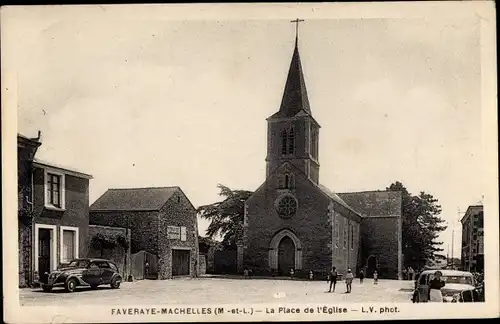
373 270 379 285
409 267 415 281
345 269 354 293
328 267 338 292
428 271 446 302
359 269 365 284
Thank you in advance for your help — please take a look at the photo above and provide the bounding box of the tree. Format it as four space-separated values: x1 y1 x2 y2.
387 181 447 270
198 235 219 254
197 184 253 250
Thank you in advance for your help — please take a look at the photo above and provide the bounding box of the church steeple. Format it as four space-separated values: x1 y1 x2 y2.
276 38 311 118
265 20 321 184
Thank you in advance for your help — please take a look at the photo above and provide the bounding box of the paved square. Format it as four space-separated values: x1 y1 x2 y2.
19 278 414 306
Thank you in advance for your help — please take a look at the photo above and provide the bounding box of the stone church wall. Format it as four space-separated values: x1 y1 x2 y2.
338 191 403 279
331 213 361 276
244 170 332 275
360 217 400 279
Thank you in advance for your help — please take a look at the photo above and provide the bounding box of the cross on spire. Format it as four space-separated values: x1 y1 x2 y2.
290 18 304 42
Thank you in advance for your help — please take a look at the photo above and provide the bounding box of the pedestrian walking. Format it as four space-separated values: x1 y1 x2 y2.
409 267 415 281
373 270 379 285
402 268 408 280
359 269 364 284
328 267 338 292
428 271 445 302
345 269 354 293
244 269 249 279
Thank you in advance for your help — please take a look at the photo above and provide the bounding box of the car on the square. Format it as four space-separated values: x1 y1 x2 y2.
38 258 122 293
412 269 480 303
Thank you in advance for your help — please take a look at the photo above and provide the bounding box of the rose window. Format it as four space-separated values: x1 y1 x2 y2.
276 195 298 218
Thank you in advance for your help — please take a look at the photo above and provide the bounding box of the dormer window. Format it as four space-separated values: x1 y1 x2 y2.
44 169 65 210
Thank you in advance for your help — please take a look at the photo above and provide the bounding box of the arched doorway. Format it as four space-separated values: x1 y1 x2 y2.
268 229 302 272
278 236 295 275
367 255 377 278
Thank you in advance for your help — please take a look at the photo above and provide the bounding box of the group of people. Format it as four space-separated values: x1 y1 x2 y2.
327 267 379 293
402 267 417 281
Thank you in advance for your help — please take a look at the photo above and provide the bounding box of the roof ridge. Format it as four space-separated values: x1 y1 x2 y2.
338 189 397 195
107 186 179 191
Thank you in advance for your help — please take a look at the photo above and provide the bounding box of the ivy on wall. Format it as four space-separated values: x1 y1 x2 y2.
18 207 37 226
90 232 130 257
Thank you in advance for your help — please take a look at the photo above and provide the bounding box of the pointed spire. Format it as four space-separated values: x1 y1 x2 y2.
277 34 311 118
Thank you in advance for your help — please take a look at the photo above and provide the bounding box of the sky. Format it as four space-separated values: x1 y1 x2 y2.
12 7 483 259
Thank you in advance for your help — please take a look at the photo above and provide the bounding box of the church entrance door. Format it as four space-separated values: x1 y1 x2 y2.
278 236 295 276
367 255 377 278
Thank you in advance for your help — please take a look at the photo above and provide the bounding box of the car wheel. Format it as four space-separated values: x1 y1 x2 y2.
41 284 52 293
65 278 78 293
110 277 121 289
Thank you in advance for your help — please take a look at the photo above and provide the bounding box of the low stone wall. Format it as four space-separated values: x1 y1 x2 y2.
88 225 131 278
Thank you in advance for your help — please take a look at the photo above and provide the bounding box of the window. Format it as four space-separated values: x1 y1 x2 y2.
281 129 288 155
67 259 88 268
275 194 298 218
311 126 318 159
350 224 354 250
287 128 295 154
60 226 79 264
279 173 295 190
97 261 111 269
335 221 340 247
343 222 348 249
109 262 118 271
44 169 65 209
47 173 61 207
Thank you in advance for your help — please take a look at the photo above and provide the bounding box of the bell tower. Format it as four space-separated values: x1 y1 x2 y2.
265 19 320 184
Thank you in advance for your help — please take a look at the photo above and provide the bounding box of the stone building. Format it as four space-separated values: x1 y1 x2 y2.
240 35 403 279
461 205 484 272
89 187 199 279
18 133 42 287
18 132 94 286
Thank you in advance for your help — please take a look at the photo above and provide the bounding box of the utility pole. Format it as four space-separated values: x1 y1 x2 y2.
451 230 454 269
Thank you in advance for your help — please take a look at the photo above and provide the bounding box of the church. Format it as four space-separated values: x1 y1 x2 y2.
237 27 403 279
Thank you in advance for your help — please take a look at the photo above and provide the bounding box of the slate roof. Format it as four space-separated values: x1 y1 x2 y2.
90 187 179 211
33 158 93 179
268 39 311 119
316 183 357 213
337 191 403 218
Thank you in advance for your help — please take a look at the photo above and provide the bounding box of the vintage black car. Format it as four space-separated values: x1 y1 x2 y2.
38 258 122 292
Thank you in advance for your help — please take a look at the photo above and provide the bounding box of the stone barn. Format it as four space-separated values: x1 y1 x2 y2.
89 187 199 279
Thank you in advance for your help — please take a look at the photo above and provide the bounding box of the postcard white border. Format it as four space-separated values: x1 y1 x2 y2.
2 2 498 323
